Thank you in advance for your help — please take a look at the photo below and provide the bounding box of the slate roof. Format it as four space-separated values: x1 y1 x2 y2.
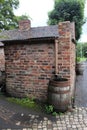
0 25 59 42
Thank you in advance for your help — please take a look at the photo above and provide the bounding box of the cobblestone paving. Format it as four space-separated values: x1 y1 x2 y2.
0 97 87 130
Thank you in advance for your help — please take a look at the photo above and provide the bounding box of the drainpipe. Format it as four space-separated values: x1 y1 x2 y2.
72 39 77 108
55 39 58 76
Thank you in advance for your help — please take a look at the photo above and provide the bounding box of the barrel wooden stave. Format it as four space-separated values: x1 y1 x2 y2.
48 80 70 112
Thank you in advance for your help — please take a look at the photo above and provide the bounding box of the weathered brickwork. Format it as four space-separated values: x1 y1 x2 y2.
58 22 71 81
3 21 75 102
5 41 55 101
58 21 76 99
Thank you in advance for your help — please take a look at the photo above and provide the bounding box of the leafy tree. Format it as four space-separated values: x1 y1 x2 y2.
13 14 30 29
76 42 87 58
0 0 29 30
0 0 4 3
82 43 87 57
76 42 83 58
48 0 86 40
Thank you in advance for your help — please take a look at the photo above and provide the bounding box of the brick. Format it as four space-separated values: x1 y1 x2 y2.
4 42 55 101
58 21 76 102
3 21 75 103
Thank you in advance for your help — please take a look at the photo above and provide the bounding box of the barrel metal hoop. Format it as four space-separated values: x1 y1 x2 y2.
49 90 70 94
50 81 69 87
50 83 69 88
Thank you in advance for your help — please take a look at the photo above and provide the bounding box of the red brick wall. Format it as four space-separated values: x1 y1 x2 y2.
5 41 55 101
58 21 71 81
4 21 75 102
58 21 76 99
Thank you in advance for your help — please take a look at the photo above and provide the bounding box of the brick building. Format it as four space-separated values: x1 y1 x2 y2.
0 20 76 102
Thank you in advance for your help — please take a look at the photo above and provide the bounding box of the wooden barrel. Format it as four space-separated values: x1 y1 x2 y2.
48 79 70 112
76 63 84 75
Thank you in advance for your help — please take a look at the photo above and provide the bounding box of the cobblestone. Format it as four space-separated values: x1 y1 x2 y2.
0 100 87 130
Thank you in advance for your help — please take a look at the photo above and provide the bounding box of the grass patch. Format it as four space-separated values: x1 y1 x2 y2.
1 94 67 116
77 57 86 63
7 97 41 110
80 57 86 62
2 95 66 116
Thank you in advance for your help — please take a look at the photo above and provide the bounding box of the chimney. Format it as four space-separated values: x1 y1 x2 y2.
19 20 31 31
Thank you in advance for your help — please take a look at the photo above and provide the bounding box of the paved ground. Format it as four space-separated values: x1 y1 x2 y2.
0 96 87 130
0 62 87 130
75 61 87 107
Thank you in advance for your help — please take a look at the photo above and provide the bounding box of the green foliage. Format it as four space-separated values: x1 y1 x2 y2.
52 112 58 116
45 105 58 116
76 42 83 58
76 42 87 58
76 57 81 63
0 0 4 3
48 0 86 40
0 0 29 30
58 112 63 116
6 96 64 116
82 43 87 57
77 57 86 62
16 15 30 21
45 105 54 114
7 97 39 110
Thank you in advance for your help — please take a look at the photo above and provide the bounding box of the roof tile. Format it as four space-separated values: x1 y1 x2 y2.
0 25 58 42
